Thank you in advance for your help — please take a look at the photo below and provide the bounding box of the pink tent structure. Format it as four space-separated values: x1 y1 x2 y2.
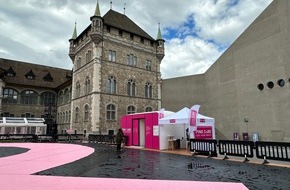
121 110 173 150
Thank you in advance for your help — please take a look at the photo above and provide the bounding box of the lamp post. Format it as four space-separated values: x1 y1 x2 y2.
244 117 249 141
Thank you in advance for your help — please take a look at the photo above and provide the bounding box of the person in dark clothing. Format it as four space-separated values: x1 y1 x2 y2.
186 128 190 150
186 128 190 141
115 128 124 152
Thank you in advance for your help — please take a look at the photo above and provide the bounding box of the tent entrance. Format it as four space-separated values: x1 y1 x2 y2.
132 119 145 147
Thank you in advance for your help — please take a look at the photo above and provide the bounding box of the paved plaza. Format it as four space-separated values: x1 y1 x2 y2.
1 143 290 189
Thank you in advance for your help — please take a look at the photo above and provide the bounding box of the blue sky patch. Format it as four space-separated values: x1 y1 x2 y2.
164 14 198 40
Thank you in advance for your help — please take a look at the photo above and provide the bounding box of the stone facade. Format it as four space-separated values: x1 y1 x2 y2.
0 3 163 136
68 5 164 135
162 0 290 142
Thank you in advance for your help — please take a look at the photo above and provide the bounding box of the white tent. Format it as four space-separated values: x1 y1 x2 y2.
158 107 215 150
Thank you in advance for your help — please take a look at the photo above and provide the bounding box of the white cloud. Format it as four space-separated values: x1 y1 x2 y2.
161 36 220 78
0 0 273 77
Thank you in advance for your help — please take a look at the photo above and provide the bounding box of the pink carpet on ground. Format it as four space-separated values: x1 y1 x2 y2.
0 143 248 190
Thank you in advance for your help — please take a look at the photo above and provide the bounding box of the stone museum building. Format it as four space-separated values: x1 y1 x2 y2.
0 2 164 135
1 0 290 141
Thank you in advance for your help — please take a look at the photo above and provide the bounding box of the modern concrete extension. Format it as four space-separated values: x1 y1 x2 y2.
162 0 290 142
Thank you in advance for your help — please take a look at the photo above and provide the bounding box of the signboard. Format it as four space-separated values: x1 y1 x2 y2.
153 125 159 136
252 132 259 142
169 119 176 123
194 126 212 139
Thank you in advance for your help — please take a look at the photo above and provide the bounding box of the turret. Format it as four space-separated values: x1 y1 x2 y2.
68 22 77 61
156 23 165 62
90 2 103 45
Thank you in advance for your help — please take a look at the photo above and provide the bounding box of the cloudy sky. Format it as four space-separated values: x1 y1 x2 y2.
0 0 272 79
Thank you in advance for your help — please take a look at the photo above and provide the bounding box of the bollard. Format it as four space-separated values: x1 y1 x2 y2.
207 151 212 158
262 156 269 165
243 154 249 162
223 153 229 160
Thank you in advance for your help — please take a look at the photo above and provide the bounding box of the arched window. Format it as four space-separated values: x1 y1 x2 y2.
69 110 71 123
40 92 56 105
127 79 136 96
145 82 152 98
84 77 90 95
64 89 69 103
84 105 89 121
127 105 136 114
106 76 117 94
145 107 153 112
3 88 18 104
20 90 38 105
106 104 116 120
86 50 92 63
75 107 79 123
76 57 82 69
62 112 65 123
76 82 81 97
65 111 68 123
58 91 63 104
60 112 63 123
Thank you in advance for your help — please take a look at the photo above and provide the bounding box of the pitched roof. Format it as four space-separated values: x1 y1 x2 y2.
103 10 154 40
0 58 71 89
77 9 155 41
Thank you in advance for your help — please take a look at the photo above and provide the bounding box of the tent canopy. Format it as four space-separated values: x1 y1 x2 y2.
158 107 214 125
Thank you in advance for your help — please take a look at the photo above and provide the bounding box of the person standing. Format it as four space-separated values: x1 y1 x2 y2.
115 128 124 152
186 128 190 150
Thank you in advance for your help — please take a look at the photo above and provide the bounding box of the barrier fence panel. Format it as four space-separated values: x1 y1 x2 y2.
255 141 290 162
190 139 218 157
88 134 112 143
0 134 36 141
219 140 254 161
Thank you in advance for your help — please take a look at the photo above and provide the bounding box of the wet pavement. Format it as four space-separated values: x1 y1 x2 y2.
2 143 290 190
0 147 29 157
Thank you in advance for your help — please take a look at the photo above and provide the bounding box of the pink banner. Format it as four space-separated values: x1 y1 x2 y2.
194 126 213 139
189 105 200 130
190 110 197 126
159 108 165 119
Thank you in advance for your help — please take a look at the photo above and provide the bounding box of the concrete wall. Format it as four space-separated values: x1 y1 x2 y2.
162 0 290 141
161 74 206 111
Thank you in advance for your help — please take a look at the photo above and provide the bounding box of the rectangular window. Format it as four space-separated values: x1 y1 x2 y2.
146 60 152 70
127 54 137 66
109 50 116 62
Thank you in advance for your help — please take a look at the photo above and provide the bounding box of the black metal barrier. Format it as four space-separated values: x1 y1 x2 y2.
0 134 37 142
56 134 83 142
219 140 254 162
37 135 53 142
88 134 113 144
256 141 290 163
190 139 218 157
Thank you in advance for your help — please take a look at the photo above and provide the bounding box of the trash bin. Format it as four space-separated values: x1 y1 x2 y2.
176 139 180 149
242 133 249 141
